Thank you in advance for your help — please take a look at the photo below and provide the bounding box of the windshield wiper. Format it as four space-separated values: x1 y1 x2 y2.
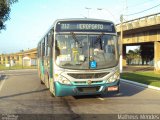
94 32 104 50
70 32 82 48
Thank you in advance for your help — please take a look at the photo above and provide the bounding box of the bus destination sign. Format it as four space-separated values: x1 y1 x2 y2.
56 21 115 32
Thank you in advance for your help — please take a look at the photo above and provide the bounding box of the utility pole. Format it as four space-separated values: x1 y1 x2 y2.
120 14 123 73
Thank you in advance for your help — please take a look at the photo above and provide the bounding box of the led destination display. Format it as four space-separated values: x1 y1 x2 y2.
56 21 116 32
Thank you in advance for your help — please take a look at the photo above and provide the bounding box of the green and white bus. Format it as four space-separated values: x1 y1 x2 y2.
37 18 120 97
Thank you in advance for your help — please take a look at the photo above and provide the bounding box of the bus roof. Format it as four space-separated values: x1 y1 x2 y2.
38 18 115 44
53 18 114 26
55 18 113 22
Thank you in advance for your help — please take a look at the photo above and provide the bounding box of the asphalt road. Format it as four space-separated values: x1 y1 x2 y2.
0 70 160 120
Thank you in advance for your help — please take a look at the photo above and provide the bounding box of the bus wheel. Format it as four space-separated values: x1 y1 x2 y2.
41 80 44 84
50 92 55 97
40 74 44 84
50 82 56 97
49 87 57 97
45 74 50 89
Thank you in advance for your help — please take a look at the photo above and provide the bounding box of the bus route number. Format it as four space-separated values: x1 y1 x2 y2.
61 24 70 30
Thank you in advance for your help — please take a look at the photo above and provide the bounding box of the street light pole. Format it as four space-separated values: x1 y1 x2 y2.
97 8 116 21
85 7 91 18
120 14 123 73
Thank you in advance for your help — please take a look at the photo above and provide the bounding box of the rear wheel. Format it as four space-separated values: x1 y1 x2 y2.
40 74 44 84
50 92 55 97
41 80 44 84
45 73 50 89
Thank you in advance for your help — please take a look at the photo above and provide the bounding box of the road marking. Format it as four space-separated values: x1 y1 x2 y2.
97 97 104 101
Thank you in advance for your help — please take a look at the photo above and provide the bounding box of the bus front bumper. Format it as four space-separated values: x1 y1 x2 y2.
54 80 120 96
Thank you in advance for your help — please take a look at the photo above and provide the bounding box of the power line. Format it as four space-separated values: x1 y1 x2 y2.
127 0 155 9
124 3 160 16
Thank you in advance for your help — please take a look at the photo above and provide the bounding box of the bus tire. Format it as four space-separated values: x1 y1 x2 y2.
50 92 54 97
41 80 44 84
45 73 50 89
40 74 44 84
53 84 57 97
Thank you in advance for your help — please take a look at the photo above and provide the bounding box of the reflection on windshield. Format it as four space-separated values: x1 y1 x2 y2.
55 34 118 70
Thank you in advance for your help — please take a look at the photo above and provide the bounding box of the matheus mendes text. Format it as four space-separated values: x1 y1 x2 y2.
118 114 160 120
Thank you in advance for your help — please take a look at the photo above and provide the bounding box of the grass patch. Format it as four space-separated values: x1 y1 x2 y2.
0 64 37 71
121 71 160 87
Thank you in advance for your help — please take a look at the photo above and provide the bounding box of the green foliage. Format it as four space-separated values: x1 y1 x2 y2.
126 48 141 65
140 45 154 65
121 72 160 87
0 0 18 30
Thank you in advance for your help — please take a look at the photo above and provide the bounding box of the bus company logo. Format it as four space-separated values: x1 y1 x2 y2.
87 80 92 85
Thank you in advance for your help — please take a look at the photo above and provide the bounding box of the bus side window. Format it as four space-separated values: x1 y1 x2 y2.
45 36 48 57
38 43 41 58
48 31 53 57
41 42 43 57
52 31 54 51
41 40 45 57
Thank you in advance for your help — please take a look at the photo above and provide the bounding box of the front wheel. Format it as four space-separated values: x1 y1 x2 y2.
49 79 57 97
50 92 55 97
50 88 57 97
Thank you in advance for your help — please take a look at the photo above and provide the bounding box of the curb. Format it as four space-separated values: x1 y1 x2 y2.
120 79 160 91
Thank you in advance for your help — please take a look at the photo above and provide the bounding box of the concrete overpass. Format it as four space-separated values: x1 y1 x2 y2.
116 12 160 72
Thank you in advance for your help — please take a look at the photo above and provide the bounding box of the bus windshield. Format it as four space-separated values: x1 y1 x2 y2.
55 33 118 70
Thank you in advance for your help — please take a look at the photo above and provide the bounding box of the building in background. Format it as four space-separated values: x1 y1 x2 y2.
0 48 37 67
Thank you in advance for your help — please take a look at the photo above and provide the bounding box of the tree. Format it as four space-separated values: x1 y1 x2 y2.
140 45 154 65
0 0 18 30
126 50 135 65
134 48 141 65
126 48 141 65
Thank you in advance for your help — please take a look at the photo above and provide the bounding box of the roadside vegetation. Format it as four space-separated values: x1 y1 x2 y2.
0 64 37 70
121 71 160 87
126 46 153 65
0 0 18 30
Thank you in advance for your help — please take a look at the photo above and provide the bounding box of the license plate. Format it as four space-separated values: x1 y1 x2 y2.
108 86 118 91
82 88 97 92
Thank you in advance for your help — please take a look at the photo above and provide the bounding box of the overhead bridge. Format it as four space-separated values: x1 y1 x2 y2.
116 13 160 72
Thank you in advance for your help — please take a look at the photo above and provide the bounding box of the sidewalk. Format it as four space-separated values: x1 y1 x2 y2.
121 78 160 91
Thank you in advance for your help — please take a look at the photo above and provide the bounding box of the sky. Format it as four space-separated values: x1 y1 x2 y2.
0 0 160 54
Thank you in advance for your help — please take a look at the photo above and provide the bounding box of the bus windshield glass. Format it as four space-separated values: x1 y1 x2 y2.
55 34 118 70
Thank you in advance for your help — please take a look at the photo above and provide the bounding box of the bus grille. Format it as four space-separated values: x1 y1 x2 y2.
67 72 109 79
73 80 104 85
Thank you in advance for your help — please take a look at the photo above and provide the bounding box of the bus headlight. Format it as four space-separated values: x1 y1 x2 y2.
107 71 120 83
58 75 71 85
